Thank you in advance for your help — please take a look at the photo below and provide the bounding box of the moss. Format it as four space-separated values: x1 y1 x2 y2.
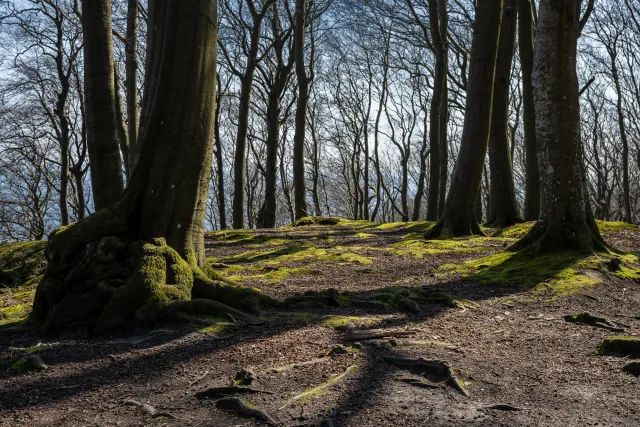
320 315 378 328
25 345 45 354
596 220 639 233
375 222 407 230
436 251 614 298
0 240 47 287
488 222 535 239
356 232 374 238
292 365 359 401
225 266 317 284
597 336 640 357
388 237 496 258
211 244 373 266
11 358 30 373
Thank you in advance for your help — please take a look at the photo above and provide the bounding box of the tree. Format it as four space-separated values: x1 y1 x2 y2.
519 0 540 220
32 0 274 334
425 0 504 238
513 0 607 252
293 0 310 219
486 0 522 227
81 0 125 210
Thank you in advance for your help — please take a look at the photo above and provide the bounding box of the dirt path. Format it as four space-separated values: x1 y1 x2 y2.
1 220 640 426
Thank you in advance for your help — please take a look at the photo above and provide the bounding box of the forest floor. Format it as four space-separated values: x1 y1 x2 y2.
2 219 640 426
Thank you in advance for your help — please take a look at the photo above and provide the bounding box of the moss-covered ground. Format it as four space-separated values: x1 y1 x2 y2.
3 219 640 426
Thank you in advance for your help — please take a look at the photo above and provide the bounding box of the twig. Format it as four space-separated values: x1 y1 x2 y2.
188 370 209 388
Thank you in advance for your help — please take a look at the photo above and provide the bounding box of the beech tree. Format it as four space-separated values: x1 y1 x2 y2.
513 0 608 252
425 0 504 238
81 0 124 210
32 0 274 334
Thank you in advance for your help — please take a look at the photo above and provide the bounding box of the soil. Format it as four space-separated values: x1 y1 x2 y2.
1 221 640 426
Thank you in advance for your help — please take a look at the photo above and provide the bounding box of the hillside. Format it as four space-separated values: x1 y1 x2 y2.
1 220 640 426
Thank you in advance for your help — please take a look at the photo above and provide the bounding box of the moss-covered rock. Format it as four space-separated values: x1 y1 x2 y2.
597 336 640 357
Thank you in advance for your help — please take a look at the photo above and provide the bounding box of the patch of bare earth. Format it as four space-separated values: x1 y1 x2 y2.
1 223 640 426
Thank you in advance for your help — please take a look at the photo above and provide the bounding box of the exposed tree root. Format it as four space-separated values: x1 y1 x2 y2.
418 288 478 310
215 397 277 425
383 356 469 396
280 365 358 408
195 385 274 400
394 294 421 314
264 357 328 374
371 339 460 352
564 312 625 332
123 399 176 419
398 377 444 390
424 215 486 239
481 404 522 411
510 217 611 253
343 328 418 342
31 216 280 334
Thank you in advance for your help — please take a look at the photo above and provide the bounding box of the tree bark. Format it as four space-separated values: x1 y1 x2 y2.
293 0 309 220
512 0 608 252
126 0 139 176
214 74 227 230
81 0 125 210
425 0 448 221
519 0 540 220
486 0 522 227
32 0 276 335
425 0 503 238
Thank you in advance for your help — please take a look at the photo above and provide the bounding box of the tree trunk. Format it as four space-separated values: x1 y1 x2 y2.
519 0 540 220
126 0 139 175
214 74 227 230
114 67 130 181
425 0 503 238
81 0 124 210
412 114 429 221
425 0 447 221
486 0 522 228
293 0 309 220
32 0 276 335
232 8 267 229
512 0 608 252
610 56 632 223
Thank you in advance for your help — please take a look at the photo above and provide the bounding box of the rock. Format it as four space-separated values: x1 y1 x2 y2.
606 257 622 272
597 336 640 357
623 362 640 377
235 367 257 386
351 342 363 350
328 344 348 356
13 355 47 372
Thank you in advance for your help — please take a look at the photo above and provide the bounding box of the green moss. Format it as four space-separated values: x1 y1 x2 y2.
319 315 378 328
388 237 497 258
0 240 47 287
25 345 45 354
225 266 317 284
436 251 614 298
356 232 374 238
597 336 640 357
11 358 30 373
596 220 639 233
211 244 373 266
375 222 407 230
488 222 535 239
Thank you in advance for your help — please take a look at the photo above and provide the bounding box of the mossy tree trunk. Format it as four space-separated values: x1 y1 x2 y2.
425 0 503 238
512 0 608 252
81 0 124 210
32 0 277 335
486 0 523 228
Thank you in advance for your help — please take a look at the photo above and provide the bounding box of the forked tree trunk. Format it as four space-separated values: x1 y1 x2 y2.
425 0 503 238
32 0 275 335
512 0 608 252
293 0 309 220
486 0 522 228
81 0 124 210
519 0 540 220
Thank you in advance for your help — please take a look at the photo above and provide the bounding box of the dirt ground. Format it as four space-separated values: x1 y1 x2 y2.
1 220 640 426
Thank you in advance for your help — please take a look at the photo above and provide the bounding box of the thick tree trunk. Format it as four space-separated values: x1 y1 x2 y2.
513 0 608 252
425 0 503 238
126 0 139 176
32 0 276 335
610 58 632 223
293 0 309 220
486 0 522 228
519 0 540 220
81 0 124 210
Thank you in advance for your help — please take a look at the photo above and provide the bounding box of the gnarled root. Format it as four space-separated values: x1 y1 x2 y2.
31 213 280 335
